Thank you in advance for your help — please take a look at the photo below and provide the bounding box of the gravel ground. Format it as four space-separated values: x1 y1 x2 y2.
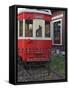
17 62 64 82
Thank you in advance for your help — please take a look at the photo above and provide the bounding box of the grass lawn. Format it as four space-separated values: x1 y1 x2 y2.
50 55 65 78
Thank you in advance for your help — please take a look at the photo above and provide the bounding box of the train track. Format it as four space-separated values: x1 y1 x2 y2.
17 61 64 82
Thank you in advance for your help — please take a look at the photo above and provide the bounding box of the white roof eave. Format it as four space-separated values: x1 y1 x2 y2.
18 8 52 15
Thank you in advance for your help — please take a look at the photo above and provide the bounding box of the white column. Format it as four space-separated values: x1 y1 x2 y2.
42 20 45 38
33 20 35 38
23 19 25 37
18 20 19 39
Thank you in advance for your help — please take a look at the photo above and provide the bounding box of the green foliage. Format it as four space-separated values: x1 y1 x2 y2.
50 55 65 77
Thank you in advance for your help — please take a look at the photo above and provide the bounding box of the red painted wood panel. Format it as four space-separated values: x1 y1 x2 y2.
17 12 52 21
17 39 52 62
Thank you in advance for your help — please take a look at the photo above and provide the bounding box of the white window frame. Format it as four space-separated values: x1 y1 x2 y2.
51 19 62 45
33 19 45 38
33 19 51 40
24 20 33 39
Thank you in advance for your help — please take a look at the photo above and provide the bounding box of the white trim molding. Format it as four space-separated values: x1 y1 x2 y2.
52 14 63 20
18 37 52 40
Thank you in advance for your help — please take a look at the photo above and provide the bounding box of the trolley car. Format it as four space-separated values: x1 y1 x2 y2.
17 9 52 63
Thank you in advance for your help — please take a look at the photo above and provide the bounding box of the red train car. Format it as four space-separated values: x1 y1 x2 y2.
17 9 52 62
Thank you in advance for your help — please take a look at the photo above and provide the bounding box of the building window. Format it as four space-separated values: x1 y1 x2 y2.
45 22 50 37
19 20 23 37
25 20 33 37
52 19 62 45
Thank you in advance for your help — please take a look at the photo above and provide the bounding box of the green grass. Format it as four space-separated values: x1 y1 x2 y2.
50 55 65 77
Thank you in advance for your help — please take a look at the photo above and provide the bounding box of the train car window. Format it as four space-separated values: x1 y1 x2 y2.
45 22 50 37
19 20 23 37
25 20 33 37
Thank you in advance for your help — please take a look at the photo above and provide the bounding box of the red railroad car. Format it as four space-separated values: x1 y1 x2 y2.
17 9 52 62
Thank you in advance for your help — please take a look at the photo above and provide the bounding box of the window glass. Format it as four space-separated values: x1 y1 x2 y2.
19 20 23 37
36 25 42 37
45 22 50 37
25 20 33 37
53 21 61 44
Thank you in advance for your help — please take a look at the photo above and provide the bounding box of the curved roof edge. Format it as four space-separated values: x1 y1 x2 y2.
18 8 52 15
